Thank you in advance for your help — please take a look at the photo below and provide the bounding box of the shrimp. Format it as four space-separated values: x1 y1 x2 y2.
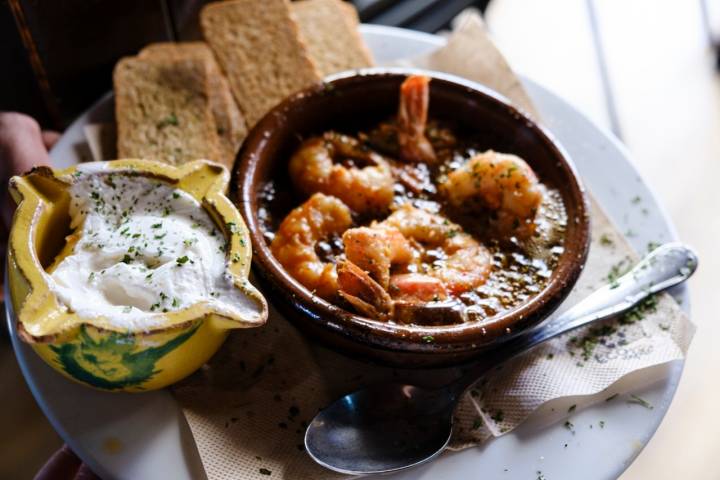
342 226 414 289
381 204 492 295
338 262 465 324
337 261 394 321
289 132 394 214
397 75 437 164
337 205 492 321
439 150 543 238
271 193 352 300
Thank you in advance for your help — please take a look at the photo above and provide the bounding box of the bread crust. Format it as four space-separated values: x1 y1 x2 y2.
139 42 248 168
114 56 223 166
291 0 374 77
200 0 321 127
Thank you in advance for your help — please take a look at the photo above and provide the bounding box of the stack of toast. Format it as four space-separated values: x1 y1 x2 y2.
114 0 373 169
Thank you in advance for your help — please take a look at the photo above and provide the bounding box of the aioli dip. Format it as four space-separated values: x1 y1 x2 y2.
49 166 260 331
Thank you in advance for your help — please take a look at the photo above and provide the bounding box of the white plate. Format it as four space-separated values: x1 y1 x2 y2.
6 25 688 480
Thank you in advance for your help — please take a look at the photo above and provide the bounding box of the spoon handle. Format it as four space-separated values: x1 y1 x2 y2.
451 243 698 397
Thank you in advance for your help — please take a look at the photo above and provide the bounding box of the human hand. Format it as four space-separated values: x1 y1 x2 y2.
0 112 57 306
0 114 100 478
34 445 100 480
0 112 57 229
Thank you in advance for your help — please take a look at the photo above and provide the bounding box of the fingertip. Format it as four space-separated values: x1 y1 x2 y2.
34 444 81 480
42 131 61 150
75 463 101 480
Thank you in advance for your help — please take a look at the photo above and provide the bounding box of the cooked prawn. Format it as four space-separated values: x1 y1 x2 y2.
397 75 437 164
337 261 394 321
381 204 492 295
342 226 414 289
338 261 464 324
289 132 394 214
337 205 492 321
388 273 448 303
271 193 352 300
439 150 543 238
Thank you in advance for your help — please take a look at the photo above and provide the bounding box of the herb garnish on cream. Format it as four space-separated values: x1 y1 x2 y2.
49 166 260 331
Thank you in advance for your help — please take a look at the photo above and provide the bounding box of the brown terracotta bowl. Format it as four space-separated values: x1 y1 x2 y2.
234 68 590 368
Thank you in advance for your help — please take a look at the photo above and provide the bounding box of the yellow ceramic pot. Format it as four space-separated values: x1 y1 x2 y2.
7 159 267 392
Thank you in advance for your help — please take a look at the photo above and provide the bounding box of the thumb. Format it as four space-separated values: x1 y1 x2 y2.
0 112 52 229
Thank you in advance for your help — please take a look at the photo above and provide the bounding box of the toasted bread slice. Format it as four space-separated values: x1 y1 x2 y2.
200 0 321 127
291 0 373 77
114 56 222 166
139 42 247 168
339 0 360 25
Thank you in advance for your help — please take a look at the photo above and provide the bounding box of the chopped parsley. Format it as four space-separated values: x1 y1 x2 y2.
599 233 613 246
226 221 240 234
607 258 631 289
627 394 653 409
620 294 658 324
157 113 179 129
647 241 661 252
490 410 504 423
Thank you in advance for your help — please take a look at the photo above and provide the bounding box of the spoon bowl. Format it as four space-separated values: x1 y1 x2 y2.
305 383 455 474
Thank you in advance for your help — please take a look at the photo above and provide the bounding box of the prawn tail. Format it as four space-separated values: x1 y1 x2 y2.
337 260 394 321
399 75 430 129
397 75 436 164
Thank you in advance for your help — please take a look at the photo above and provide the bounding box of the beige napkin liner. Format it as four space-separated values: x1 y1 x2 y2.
82 13 694 479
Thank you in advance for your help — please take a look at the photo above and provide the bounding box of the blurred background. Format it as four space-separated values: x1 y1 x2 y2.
1 0 718 478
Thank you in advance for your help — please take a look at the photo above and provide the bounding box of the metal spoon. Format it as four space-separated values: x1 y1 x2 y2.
305 243 698 475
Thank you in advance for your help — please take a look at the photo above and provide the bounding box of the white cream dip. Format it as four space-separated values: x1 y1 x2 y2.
48 165 260 331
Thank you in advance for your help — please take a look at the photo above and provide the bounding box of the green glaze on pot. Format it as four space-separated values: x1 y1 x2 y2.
50 323 200 390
